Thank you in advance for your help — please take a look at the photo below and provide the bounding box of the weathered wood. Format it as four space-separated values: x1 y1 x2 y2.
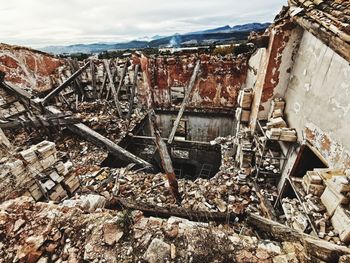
42 61 90 105
99 72 108 99
109 197 241 223
247 213 350 262
252 181 278 221
127 64 139 122
45 106 153 169
116 60 128 99
168 60 200 144
130 135 218 152
0 75 42 113
67 59 85 98
149 110 182 203
103 59 122 117
90 60 98 98
0 114 80 129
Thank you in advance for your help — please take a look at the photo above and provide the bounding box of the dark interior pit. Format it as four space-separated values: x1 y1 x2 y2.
101 110 232 179
101 139 221 180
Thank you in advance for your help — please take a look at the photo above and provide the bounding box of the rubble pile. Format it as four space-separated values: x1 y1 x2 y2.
74 101 146 143
281 197 309 232
0 140 79 203
0 196 306 263
75 165 261 217
266 98 297 142
285 168 350 245
0 89 26 120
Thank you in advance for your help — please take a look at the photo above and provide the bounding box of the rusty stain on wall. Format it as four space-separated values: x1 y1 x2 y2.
0 43 63 93
261 21 296 103
139 54 249 110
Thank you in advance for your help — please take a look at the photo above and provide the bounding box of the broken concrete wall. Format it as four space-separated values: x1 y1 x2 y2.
258 24 303 119
138 54 249 110
248 20 304 131
153 112 235 142
0 44 63 93
278 30 350 189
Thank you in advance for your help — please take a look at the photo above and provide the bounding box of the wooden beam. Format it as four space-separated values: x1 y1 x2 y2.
0 75 42 113
67 59 85 98
45 106 153 170
148 110 182 203
168 60 200 144
127 64 139 122
116 60 128 100
252 181 278 221
0 114 80 129
130 135 218 151
99 71 108 99
103 59 122 117
42 61 90 105
90 60 98 98
247 213 350 262
109 197 241 223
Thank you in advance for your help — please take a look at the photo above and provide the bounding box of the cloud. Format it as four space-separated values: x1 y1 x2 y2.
0 0 286 48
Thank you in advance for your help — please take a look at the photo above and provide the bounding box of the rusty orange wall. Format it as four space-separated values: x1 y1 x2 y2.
139 54 249 110
0 44 63 93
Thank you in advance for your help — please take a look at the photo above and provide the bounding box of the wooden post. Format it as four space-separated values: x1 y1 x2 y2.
42 61 90 105
90 60 98 98
168 60 200 144
116 60 128 99
67 59 85 98
127 64 140 122
103 59 122 117
149 110 182 204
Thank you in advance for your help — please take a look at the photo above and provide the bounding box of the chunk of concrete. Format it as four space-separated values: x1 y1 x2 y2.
144 238 170 263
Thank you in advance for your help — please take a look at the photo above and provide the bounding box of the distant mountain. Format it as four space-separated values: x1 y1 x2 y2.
41 41 148 54
40 22 270 54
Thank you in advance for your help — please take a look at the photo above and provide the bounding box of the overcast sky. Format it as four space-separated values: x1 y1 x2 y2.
0 0 286 48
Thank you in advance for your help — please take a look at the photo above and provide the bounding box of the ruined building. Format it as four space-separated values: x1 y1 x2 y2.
0 1 350 262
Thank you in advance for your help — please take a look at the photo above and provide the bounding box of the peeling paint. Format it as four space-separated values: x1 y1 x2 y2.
139 54 249 110
0 43 63 93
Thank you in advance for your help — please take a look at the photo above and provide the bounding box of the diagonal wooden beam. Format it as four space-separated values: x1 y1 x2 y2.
67 59 85 98
103 59 122 117
42 61 90 105
45 106 153 170
116 60 128 100
148 110 182 204
0 114 80 129
127 64 140 123
168 60 200 144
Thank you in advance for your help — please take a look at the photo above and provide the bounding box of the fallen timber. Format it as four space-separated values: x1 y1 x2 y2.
148 110 182 203
0 113 80 129
47 105 153 170
109 197 242 223
41 61 91 105
247 213 350 262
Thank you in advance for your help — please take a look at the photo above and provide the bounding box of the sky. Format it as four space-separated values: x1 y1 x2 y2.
0 0 287 48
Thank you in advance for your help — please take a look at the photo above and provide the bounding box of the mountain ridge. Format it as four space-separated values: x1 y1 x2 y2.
40 22 270 54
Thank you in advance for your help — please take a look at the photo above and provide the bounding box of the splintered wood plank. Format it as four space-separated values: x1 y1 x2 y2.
127 64 139 122
42 61 90 104
103 59 122 117
148 110 182 204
